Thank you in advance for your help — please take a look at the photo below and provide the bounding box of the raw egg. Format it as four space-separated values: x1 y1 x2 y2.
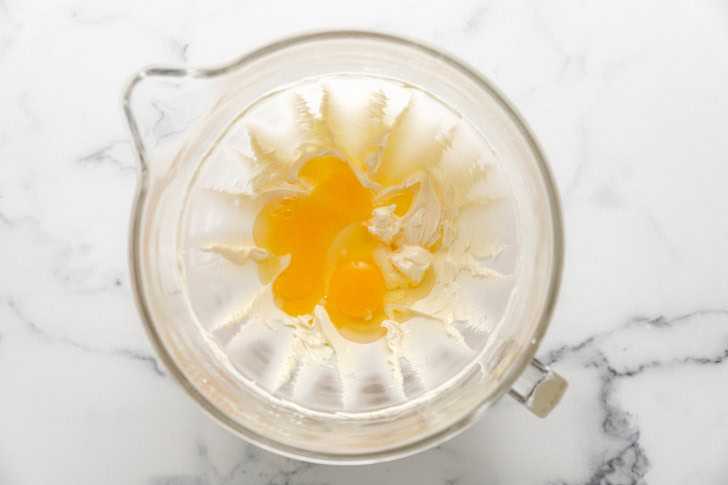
253 156 390 342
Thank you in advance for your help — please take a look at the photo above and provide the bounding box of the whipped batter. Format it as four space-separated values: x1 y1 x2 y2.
179 75 520 414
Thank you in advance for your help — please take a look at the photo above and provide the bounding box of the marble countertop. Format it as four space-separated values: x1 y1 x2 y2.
2 0 728 483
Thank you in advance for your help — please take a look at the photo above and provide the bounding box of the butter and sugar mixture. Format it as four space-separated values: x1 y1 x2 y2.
180 75 519 413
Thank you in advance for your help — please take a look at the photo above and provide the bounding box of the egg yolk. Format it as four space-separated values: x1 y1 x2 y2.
253 156 390 342
328 260 385 319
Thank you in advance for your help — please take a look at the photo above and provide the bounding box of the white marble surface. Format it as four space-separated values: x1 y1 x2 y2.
2 0 728 483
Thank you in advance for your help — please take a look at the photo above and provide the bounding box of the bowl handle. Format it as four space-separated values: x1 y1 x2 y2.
509 358 567 417
122 66 226 176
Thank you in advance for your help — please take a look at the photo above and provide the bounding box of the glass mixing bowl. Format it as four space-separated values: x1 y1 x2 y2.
124 31 566 464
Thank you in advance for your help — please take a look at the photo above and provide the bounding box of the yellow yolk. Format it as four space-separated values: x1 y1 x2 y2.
254 156 390 342
328 260 385 319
